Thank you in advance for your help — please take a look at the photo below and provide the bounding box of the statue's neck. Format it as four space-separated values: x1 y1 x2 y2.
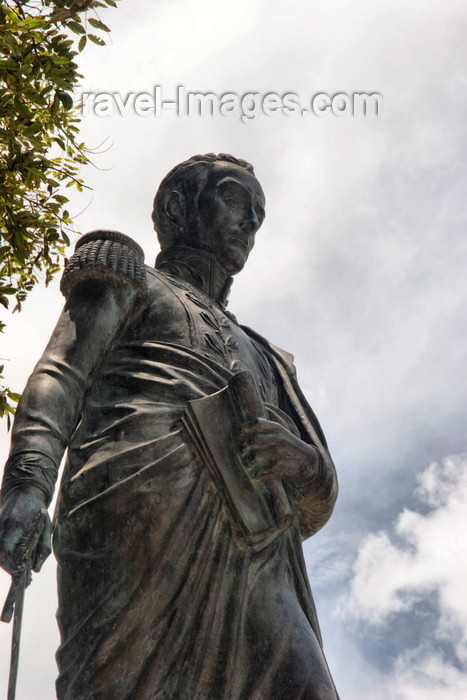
155 246 233 307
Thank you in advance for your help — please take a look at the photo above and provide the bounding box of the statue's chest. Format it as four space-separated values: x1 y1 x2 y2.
133 272 278 404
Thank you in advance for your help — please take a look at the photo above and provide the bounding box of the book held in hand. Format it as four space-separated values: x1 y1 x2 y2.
183 370 294 550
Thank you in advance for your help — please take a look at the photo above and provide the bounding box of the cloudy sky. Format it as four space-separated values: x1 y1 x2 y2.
1 0 467 697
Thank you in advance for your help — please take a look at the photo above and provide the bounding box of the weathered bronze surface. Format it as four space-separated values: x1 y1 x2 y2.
0 154 339 699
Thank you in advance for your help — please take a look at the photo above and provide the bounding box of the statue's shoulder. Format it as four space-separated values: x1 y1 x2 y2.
60 230 147 298
143 265 201 300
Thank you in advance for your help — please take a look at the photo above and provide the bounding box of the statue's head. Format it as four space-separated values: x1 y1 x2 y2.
152 153 265 275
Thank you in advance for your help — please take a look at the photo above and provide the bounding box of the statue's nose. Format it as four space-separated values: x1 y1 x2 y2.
240 207 259 234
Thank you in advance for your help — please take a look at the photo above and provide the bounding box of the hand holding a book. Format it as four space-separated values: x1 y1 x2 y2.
240 418 321 485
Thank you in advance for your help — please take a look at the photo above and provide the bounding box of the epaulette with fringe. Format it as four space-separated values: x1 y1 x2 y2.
60 230 147 298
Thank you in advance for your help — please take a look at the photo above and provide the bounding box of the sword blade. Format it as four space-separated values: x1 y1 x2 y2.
2 510 47 699
7 574 26 700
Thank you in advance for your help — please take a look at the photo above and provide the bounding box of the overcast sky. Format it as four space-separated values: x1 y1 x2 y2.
1 1 467 698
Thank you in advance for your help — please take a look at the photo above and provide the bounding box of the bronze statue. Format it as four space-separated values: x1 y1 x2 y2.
0 154 339 699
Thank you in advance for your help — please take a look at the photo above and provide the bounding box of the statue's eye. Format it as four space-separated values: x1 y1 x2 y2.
219 183 248 211
224 194 241 208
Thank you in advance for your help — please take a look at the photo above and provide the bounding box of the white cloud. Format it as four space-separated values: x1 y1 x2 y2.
339 454 467 698
389 646 467 700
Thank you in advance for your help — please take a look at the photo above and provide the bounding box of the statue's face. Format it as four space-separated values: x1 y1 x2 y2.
187 162 266 275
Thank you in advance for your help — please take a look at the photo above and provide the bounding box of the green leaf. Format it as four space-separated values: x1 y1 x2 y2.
57 90 74 110
0 59 18 70
51 93 60 116
88 34 106 46
67 21 86 35
52 56 71 65
39 85 54 99
3 6 18 22
78 35 87 52
88 18 111 32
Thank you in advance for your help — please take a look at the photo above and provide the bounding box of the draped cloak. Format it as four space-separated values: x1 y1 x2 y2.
3 237 338 700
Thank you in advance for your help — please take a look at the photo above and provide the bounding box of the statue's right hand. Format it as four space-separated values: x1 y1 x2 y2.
0 486 52 575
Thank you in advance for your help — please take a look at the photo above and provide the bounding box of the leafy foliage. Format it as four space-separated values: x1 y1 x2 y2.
0 0 117 419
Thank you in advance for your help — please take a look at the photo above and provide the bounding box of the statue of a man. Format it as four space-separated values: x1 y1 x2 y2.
0 154 339 699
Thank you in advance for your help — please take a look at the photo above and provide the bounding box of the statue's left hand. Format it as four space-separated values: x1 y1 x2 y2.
239 418 320 484
0 486 52 575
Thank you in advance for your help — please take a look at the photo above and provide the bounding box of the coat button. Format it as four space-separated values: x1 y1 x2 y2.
225 335 239 350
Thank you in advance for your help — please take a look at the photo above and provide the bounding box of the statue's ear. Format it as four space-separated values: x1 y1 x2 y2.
165 190 186 229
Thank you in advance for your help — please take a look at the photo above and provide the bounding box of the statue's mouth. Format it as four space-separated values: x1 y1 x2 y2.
229 234 249 249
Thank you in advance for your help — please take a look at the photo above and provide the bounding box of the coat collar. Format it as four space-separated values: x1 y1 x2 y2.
155 246 233 307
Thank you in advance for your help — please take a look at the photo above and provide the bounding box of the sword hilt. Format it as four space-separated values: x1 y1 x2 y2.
1 567 30 624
